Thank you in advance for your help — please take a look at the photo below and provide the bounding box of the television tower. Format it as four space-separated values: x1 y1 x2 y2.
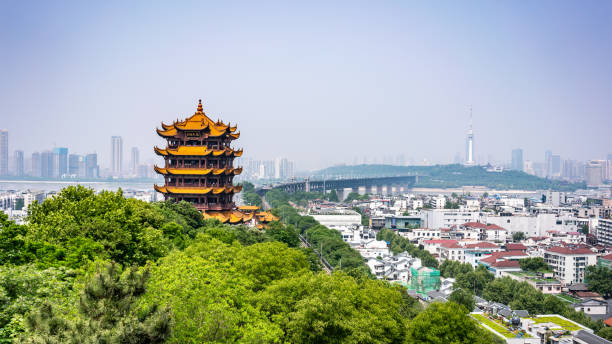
465 106 475 166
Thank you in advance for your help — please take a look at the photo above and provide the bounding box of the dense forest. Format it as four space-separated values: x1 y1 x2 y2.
314 164 584 191
0 186 504 343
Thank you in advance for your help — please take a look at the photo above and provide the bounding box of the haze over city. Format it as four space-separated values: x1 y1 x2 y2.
1 1 611 171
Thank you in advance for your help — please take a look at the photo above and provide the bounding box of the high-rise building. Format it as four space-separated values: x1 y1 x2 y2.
545 150 552 177
550 155 561 178
53 147 68 177
86 153 99 178
40 151 55 178
273 157 294 180
13 150 24 177
68 154 80 175
0 130 7 176
31 152 41 177
511 149 523 171
137 164 150 178
585 161 603 187
13 150 25 177
130 147 139 174
465 112 474 165
111 136 123 175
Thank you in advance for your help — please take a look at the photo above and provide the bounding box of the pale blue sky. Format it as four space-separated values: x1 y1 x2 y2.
1 1 611 170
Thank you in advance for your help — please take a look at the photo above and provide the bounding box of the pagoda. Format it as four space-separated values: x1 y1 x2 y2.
154 100 275 225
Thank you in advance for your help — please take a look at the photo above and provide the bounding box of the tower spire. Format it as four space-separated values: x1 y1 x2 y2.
197 99 203 113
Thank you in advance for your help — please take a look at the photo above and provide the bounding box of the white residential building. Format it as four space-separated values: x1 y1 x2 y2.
366 253 422 283
353 239 390 260
597 218 612 246
483 213 580 238
423 209 480 229
543 246 597 285
431 196 446 209
397 228 441 242
310 209 361 228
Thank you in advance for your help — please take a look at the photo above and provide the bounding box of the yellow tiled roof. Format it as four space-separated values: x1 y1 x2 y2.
154 166 242 176
154 146 243 157
154 185 241 195
156 100 238 139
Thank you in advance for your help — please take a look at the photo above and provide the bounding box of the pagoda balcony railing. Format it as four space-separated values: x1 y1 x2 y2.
165 182 232 188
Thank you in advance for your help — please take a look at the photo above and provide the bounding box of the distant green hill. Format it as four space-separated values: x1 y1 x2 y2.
313 164 584 191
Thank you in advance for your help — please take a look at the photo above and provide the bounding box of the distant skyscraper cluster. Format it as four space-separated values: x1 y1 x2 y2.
241 157 295 181
0 131 152 180
508 147 611 187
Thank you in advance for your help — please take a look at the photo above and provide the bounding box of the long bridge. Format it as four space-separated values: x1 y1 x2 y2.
257 175 417 200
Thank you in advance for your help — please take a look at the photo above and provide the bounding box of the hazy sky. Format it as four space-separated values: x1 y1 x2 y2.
1 1 611 171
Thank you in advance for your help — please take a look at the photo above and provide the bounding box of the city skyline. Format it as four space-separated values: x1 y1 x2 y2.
2 1 612 170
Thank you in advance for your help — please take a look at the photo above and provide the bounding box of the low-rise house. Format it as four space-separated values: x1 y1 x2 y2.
572 299 608 316
366 253 421 283
423 239 459 256
438 241 466 262
353 239 390 259
479 251 528 277
502 271 562 294
505 243 528 253
462 222 508 243
398 228 441 242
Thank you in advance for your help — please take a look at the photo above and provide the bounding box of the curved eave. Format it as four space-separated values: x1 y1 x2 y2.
154 146 168 156
157 128 178 137
154 185 242 195
230 132 240 139
156 146 241 157
203 210 254 224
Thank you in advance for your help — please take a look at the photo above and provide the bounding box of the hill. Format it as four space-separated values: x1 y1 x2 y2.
313 164 584 191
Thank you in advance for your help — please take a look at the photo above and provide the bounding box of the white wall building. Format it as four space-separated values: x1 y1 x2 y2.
423 209 480 229
543 246 597 285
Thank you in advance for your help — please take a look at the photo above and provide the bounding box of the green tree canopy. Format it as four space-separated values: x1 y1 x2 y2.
449 289 475 312
585 265 612 298
20 263 170 344
518 257 552 272
258 272 407 344
406 302 493 344
512 231 526 242
27 186 175 267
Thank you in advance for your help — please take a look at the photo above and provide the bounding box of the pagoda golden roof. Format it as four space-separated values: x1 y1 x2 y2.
237 205 261 211
202 209 276 224
203 210 255 224
154 185 243 195
255 211 279 223
154 146 243 157
153 166 242 176
156 100 239 138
